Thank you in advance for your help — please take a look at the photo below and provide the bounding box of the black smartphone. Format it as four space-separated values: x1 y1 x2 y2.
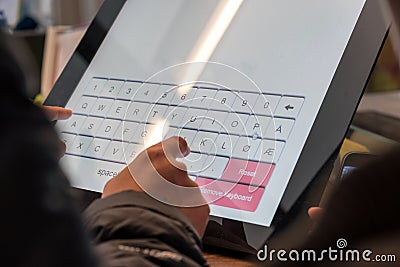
339 152 377 180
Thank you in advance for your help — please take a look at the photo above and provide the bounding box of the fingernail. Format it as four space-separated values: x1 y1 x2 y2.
184 146 190 156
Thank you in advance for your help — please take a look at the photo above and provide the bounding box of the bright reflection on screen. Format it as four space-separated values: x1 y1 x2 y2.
144 120 169 148
179 0 244 95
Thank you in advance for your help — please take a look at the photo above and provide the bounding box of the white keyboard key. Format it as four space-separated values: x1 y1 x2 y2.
145 104 168 124
117 81 141 100
245 115 271 139
233 136 262 160
86 138 110 158
60 133 76 153
60 155 124 192
135 83 160 103
275 96 304 118
201 156 229 179
254 94 281 116
156 84 176 104
100 79 124 98
115 121 140 142
201 110 227 132
103 141 124 162
61 114 87 133
143 124 164 148
55 120 67 133
165 106 187 127
131 123 160 147
181 108 208 130
74 96 96 115
232 92 259 114
123 143 145 163
222 113 249 135
113 122 124 141
215 134 239 157
255 139 285 163
191 131 218 155
264 118 295 140
91 98 114 117
80 117 104 136
209 89 238 111
191 88 218 108
126 101 150 122
85 78 107 96
171 85 197 106
96 119 121 139
107 100 130 120
69 135 93 155
177 152 206 175
173 128 197 148
162 126 177 140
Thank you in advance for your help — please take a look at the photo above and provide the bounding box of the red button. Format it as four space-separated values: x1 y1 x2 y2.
221 159 274 187
196 177 264 212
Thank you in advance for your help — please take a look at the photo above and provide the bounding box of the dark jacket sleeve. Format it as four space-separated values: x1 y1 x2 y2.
84 191 209 267
0 33 99 267
306 147 400 247
271 147 400 267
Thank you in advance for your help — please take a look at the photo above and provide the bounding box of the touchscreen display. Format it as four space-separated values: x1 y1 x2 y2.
57 0 366 227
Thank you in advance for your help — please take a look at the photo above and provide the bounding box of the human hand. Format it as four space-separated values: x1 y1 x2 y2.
41 105 72 157
41 105 73 121
102 137 210 237
308 207 324 222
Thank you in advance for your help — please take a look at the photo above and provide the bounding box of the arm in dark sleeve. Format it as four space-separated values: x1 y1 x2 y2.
84 191 209 267
307 147 400 247
270 148 400 267
0 34 99 267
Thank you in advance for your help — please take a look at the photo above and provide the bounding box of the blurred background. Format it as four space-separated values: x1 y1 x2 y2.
368 0 400 93
0 0 103 99
0 0 400 147
1 0 400 95
0 0 103 28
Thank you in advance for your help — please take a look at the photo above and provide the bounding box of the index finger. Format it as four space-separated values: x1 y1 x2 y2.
42 106 72 121
161 136 190 159
308 207 324 222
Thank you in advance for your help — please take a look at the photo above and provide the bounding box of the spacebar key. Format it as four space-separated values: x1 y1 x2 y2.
60 154 126 192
